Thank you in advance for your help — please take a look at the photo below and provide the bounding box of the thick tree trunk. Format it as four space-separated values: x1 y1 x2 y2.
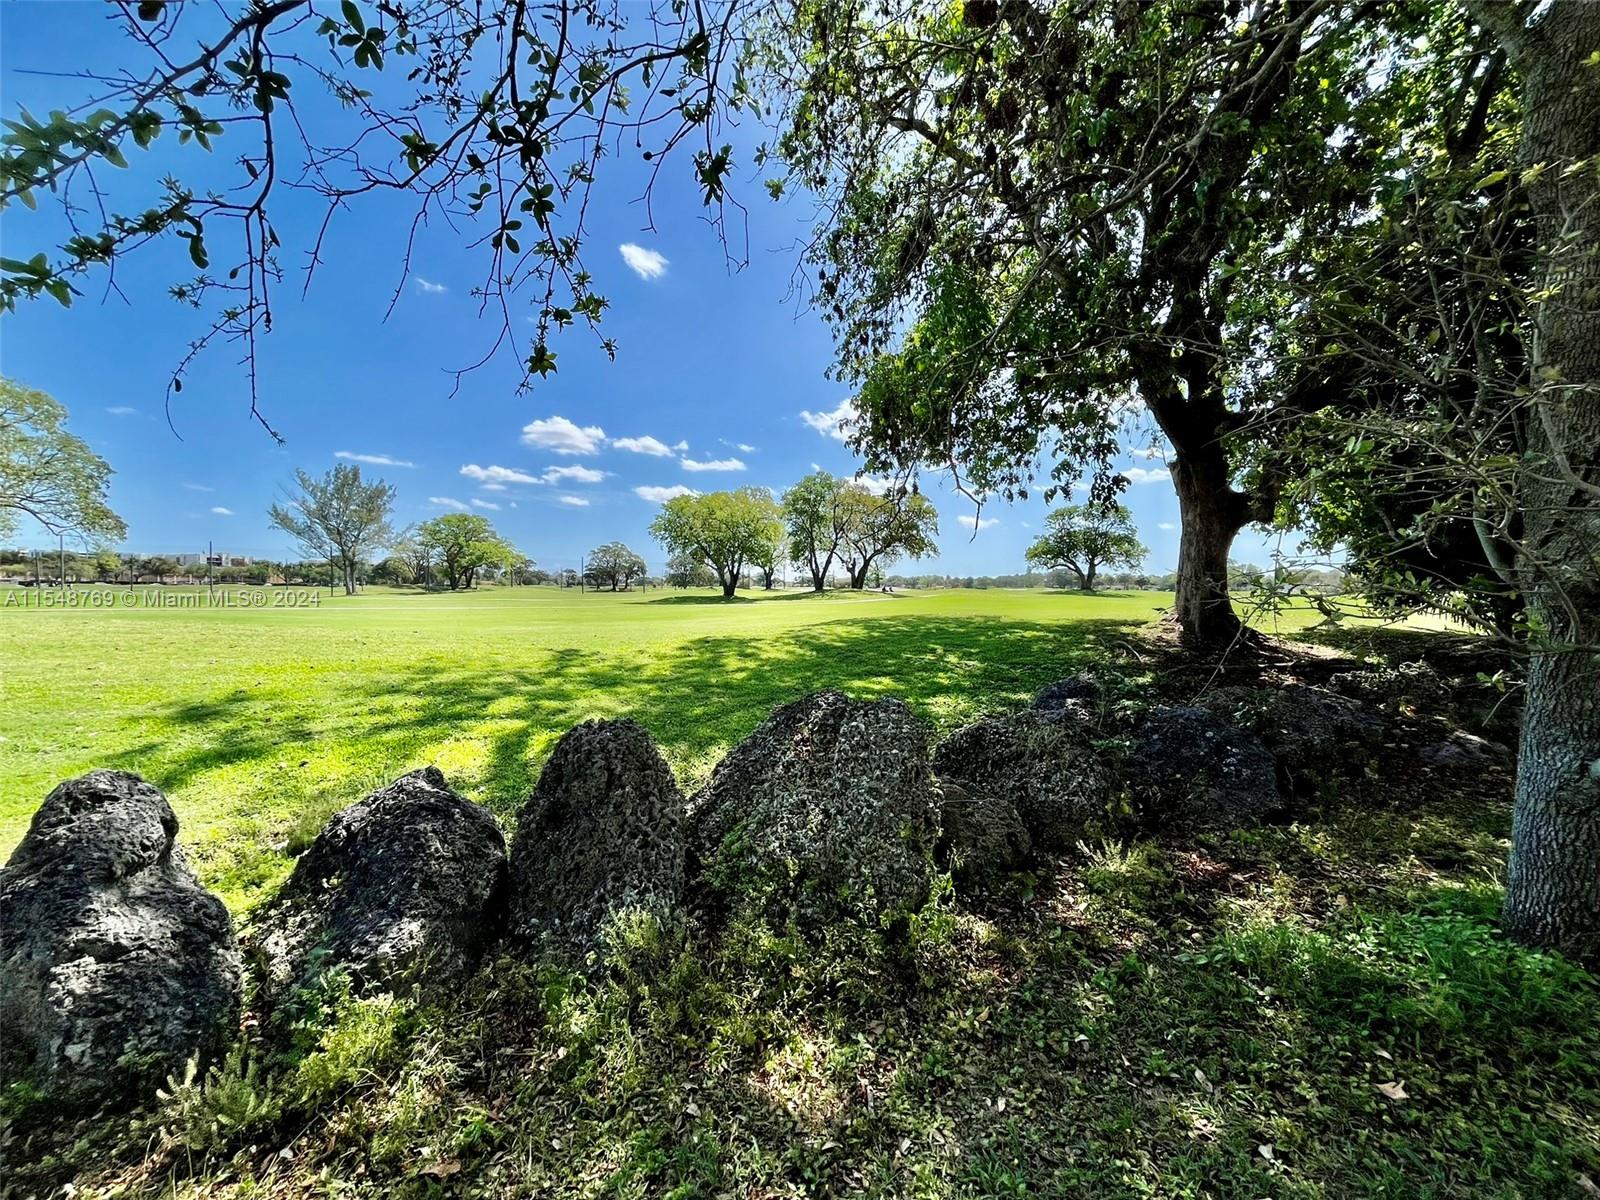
1492 0 1600 962
1081 563 1096 592
1170 448 1248 646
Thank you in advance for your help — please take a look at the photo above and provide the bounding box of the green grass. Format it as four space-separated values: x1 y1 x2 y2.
1 585 1182 908
8 584 1596 1200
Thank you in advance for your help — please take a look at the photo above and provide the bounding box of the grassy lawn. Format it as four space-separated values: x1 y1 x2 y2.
1 585 1179 909
8 585 1597 1199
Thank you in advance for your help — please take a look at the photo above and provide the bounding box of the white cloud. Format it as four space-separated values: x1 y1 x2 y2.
674 440 689 451
105 405 138 416
481 482 507 492
414 277 448 294
472 498 501 510
956 513 1000 532
635 484 695 503
521 416 605 455
559 495 590 507
612 435 675 457
736 443 756 453
1130 444 1169 461
1157 521 1178 531
429 496 469 511
1122 466 1171 485
210 506 234 516
619 243 669 280
799 398 856 442
183 483 214 493
461 463 540 485
543 464 606 485
855 473 893 495
337 451 415 467
681 456 746 472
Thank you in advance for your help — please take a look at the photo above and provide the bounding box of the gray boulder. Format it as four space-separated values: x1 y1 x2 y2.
0 771 240 1108
689 691 940 930
1196 684 1385 796
250 767 506 1010
933 710 1118 850
508 719 686 955
1030 674 1100 714
1127 707 1282 829
935 779 1033 887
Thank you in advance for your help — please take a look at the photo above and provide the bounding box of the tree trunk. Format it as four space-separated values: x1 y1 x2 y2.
342 559 357 595
1170 445 1248 646
1491 0 1600 962
1080 563 1096 592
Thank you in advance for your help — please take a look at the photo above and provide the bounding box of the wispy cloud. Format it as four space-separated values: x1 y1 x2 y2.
429 496 469 511
105 405 139 416
681 456 746 473
481 482 507 492
337 451 415 467
1122 466 1171 485
1130 444 1169 461
635 484 695 503
1157 521 1177 531
461 463 540 485
612 435 675 457
414 277 448 295
675 440 689 451
471 498 501 510
799 398 856 442
957 513 1000 532
559 495 591 507
543 464 606 485
183 483 214 493
521 416 605 455
210 506 234 516
619 243 668 280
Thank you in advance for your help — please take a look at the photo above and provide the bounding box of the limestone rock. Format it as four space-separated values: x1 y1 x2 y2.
689 691 939 929
250 767 506 1009
0 771 240 1108
933 710 1118 850
1126 707 1282 828
508 719 686 955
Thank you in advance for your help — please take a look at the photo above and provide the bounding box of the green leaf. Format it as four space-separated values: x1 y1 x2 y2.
341 0 364 34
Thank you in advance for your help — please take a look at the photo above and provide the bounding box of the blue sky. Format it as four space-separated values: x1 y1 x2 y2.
0 4 1288 576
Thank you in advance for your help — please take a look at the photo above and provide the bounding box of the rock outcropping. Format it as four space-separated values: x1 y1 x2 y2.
0 771 240 1108
509 719 686 956
250 767 506 1010
933 710 1118 849
1126 706 1282 828
690 691 940 929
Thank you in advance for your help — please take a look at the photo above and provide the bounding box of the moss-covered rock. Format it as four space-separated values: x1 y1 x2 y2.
1197 684 1385 797
933 710 1118 850
688 691 939 931
1127 706 1283 829
508 719 686 958
0 771 241 1109
250 767 506 1010
935 778 1033 887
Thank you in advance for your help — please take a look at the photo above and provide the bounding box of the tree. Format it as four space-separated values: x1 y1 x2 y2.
1464 0 1600 963
781 471 847 592
835 482 938 589
1025 504 1147 592
586 541 647 591
774 0 1392 644
269 464 395 595
650 487 782 598
749 522 787 589
665 551 717 589
1 2 752 429
416 513 511 590
1 377 126 544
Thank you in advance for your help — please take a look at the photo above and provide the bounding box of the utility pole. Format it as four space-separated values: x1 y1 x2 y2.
57 532 66 587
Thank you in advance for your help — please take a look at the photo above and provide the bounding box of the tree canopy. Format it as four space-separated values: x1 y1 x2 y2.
0 377 126 544
269 464 396 594
585 541 647 591
1025 504 1147 592
416 512 516 590
650 486 782 598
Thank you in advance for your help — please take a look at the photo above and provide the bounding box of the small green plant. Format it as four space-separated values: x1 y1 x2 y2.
155 1043 282 1153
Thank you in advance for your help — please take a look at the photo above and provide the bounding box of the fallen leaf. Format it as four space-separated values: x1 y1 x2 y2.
1576 1173 1600 1198
1374 1048 1392 1061
996 1096 1007 1112
1377 1080 1409 1101
1258 1143 1276 1163
420 1159 460 1179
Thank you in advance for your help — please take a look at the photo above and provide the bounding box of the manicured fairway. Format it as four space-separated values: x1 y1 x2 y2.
2 584 1331 909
